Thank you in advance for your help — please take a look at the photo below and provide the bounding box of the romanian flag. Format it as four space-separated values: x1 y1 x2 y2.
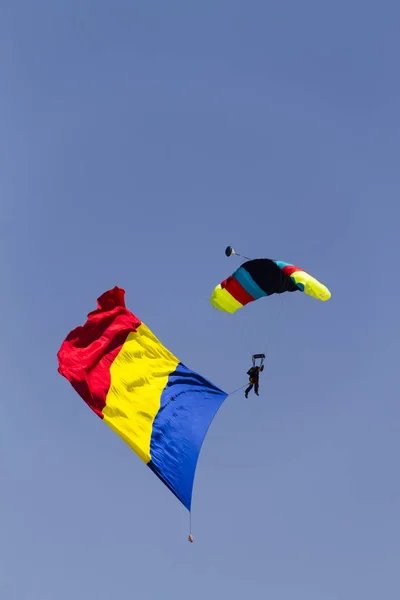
57 287 228 511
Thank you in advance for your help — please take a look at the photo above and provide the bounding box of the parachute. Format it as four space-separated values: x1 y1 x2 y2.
210 247 331 314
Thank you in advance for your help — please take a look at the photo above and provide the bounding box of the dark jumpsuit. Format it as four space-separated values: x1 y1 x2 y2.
245 366 261 397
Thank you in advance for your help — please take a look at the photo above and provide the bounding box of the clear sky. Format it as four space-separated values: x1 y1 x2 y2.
1 1 399 599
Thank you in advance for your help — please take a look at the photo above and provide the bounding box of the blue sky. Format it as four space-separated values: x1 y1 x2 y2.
1 1 399 598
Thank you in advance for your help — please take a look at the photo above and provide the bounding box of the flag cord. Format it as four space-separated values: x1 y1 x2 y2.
188 512 194 543
187 383 248 542
227 383 247 395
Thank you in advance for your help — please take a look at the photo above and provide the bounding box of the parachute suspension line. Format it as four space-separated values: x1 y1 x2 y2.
237 309 254 359
265 293 285 342
275 293 284 328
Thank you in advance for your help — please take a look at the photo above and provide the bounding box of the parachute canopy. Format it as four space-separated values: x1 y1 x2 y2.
210 257 331 314
58 286 228 511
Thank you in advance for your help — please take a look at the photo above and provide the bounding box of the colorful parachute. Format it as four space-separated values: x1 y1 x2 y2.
57 286 228 511
210 248 331 314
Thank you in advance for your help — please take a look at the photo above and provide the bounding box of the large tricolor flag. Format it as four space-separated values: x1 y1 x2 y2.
57 287 228 511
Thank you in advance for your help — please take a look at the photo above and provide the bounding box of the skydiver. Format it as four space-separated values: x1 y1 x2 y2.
245 364 264 398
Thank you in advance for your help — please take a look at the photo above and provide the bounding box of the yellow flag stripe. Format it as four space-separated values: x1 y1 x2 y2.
103 323 179 464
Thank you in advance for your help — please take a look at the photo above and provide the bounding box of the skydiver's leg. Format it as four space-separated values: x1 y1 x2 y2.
245 383 253 398
255 381 259 395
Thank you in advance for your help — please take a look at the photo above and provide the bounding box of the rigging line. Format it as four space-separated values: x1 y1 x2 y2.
227 383 247 396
